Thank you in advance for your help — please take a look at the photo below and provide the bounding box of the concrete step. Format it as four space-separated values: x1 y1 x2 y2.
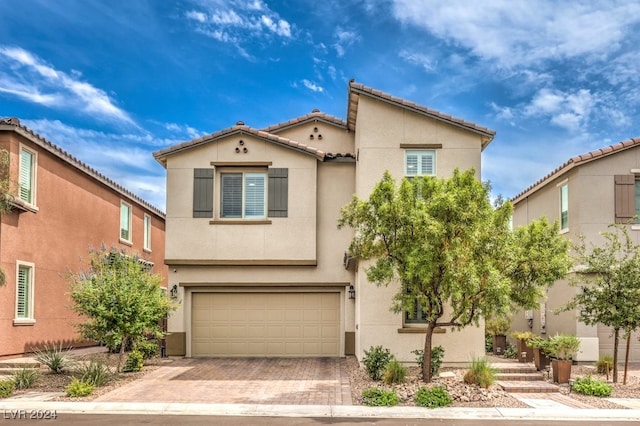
490 363 537 374
495 380 560 393
0 361 40 369
494 372 545 381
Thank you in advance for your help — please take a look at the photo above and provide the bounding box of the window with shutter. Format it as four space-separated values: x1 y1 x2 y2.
143 214 151 251
405 150 435 176
120 202 132 242
560 184 569 230
220 172 266 219
193 168 214 218
615 175 635 224
268 168 288 217
15 263 34 322
19 147 35 204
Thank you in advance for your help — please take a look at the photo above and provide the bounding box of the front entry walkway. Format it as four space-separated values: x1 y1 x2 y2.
97 358 352 405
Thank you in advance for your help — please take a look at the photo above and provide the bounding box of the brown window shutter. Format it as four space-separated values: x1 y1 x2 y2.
268 168 288 217
193 168 214 218
615 174 635 224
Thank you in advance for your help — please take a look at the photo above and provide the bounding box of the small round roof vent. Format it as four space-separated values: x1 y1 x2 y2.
236 120 245 126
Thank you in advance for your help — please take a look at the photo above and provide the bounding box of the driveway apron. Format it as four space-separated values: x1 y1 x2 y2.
96 358 352 405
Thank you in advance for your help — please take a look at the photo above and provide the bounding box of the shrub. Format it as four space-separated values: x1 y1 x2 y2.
135 340 159 360
463 357 495 389
572 375 613 397
503 342 518 359
66 378 94 397
411 346 445 377
362 346 393 381
383 359 407 384
485 333 493 353
0 380 14 398
77 360 112 386
596 355 614 374
415 386 452 408
33 343 73 374
361 388 399 406
123 350 144 373
12 368 39 390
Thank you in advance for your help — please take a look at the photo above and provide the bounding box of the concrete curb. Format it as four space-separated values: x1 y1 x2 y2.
0 401 639 421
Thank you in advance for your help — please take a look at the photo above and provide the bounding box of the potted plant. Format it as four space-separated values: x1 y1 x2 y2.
527 336 551 371
546 333 581 384
510 331 535 363
485 316 511 356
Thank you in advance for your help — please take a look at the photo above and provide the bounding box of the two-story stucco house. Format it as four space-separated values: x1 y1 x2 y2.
511 137 640 362
154 81 495 364
0 118 167 358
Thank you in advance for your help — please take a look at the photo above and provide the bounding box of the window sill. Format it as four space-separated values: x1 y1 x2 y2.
559 228 569 235
209 220 272 225
9 198 38 213
397 327 446 334
143 248 152 254
119 238 133 246
13 318 36 326
632 225 640 231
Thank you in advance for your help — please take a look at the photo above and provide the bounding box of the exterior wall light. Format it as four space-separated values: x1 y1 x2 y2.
169 284 178 299
348 285 356 300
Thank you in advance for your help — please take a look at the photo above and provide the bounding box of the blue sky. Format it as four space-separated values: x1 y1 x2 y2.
1 0 640 210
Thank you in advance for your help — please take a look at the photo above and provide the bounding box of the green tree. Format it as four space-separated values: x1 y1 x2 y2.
0 148 14 286
564 224 640 383
68 246 175 372
338 169 570 381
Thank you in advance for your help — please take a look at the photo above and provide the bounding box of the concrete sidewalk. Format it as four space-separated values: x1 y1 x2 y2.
0 400 639 422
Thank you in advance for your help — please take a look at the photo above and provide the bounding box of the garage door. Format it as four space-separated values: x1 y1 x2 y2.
598 325 640 362
192 292 340 357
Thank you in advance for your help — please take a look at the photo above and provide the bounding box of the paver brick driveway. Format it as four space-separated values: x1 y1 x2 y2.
97 358 352 405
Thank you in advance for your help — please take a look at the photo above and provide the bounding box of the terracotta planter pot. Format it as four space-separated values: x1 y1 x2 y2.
516 339 533 363
552 359 572 384
493 335 507 355
533 347 550 371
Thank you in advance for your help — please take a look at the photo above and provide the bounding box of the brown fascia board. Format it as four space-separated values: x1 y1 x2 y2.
153 124 326 167
511 136 640 204
0 118 165 218
347 80 496 150
261 110 348 133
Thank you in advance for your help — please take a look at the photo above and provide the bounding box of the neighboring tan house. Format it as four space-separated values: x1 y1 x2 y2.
511 137 640 362
0 117 167 359
153 81 495 364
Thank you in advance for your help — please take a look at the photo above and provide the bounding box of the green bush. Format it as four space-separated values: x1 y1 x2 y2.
485 333 493 353
33 343 73 374
362 346 393 381
383 359 407 384
415 386 453 408
123 350 144 373
0 379 15 398
503 343 518 359
135 340 159 360
77 360 112 386
572 375 613 397
411 346 445 377
596 355 614 374
463 357 495 389
361 388 399 406
12 368 39 390
66 378 94 397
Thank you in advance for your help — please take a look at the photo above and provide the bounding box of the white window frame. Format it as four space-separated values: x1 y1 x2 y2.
120 201 133 244
14 261 35 325
560 183 569 232
18 145 37 206
220 172 267 219
143 214 152 252
405 150 435 177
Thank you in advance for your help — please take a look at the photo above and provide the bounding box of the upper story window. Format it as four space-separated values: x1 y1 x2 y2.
19 146 36 205
15 261 35 325
120 201 132 243
143 214 151 251
405 288 427 325
221 172 266 219
405 150 435 177
560 184 569 231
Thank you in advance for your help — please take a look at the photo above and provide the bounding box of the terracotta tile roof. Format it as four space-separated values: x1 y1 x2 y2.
153 122 327 166
512 136 640 204
261 109 347 133
347 80 496 149
0 117 165 217
324 153 356 162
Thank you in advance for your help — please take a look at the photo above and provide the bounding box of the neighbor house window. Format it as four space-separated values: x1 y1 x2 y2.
560 184 569 230
405 288 427 324
19 147 36 204
143 214 151 251
221 172 266 219
635 180 640 224
15 262 35 324
120 201 132 242
405 150 435 177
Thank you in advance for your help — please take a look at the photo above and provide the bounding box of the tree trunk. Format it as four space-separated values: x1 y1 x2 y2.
117 336 128 374
613 328 619 383
422 322 436 382
624 332 631 385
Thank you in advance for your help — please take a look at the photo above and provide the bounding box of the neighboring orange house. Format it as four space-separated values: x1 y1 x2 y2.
0 117 167 358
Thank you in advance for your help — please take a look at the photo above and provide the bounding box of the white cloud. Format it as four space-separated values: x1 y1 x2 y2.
399 50 436 72
489 102 514 123
302 79 324 93
333 29 359 57
524 88 595 132
0 46 135 125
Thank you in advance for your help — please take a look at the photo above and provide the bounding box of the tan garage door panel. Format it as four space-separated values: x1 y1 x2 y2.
598 325 640 362
192 292 340 357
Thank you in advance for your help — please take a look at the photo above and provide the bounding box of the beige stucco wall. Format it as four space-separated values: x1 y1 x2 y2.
271 120 354 155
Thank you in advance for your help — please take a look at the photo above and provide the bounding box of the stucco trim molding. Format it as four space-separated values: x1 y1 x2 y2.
399 144 443 149
165 259 317 266
210 161 273 167
180 282 349 288
209 220 272 225
397 327 446 334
